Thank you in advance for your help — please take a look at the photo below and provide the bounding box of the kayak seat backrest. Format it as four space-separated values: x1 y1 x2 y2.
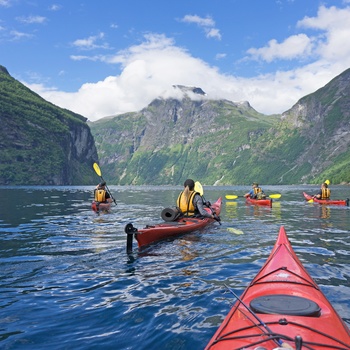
250 294 321 317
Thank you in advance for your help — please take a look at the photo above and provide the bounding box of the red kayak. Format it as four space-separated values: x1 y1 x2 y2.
91 201 111 213
303 192 349 206
125 197 222 250
205 226 350 350
246 196 272 207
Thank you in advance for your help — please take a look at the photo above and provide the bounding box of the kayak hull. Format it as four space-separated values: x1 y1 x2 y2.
126 197 222 248
246 196 272 207
205 226 350 350
303 192 349 206
91 201 111 213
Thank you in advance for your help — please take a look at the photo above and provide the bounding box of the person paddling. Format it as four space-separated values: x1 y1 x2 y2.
177 179 220 221
314 182 331 200
244 182 266 200
94 182 112 204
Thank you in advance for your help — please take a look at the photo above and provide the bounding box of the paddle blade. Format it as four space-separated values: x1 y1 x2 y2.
194 181 204 196
93 162 102 177
269 194 281 199
325 179 330 185
227 227 244 235
308 199 314 203
225 195 238 200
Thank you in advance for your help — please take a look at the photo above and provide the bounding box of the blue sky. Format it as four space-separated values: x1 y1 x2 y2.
1 0 350 121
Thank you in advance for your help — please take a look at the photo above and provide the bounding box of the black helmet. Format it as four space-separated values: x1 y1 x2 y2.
99 181 106 187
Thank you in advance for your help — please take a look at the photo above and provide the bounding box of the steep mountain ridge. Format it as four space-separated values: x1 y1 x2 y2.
0 65 98 185
90 92 279 185
278 67 350 183
1 63 349 186
90 68 350 185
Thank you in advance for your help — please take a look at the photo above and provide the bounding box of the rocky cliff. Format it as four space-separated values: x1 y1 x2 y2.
90 87 279 185
279 67 350 183
0 65 98 185
90 68 350 185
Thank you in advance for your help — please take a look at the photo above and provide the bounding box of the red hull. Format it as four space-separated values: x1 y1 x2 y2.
91 201 111 213
246 196 272 207
132 197 221 248
205 226 350 350
303 192 349 206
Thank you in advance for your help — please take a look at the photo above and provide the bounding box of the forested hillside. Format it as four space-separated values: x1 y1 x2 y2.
0 65 98 185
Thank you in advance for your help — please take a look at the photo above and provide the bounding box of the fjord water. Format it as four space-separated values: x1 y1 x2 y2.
0 185 349 350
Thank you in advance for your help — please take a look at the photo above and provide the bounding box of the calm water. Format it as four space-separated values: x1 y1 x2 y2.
0 185 349 349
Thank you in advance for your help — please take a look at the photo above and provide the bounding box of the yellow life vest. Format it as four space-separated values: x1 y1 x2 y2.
253 187 262 195
176 190 197 216
321 188 330 199
95 189 106 202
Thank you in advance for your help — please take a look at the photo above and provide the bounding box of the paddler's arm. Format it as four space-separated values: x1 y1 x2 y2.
193 194 214 218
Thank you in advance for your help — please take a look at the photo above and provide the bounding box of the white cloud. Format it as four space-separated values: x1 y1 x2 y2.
215 53 226 60
72 32 109 50
0 0 11 7
297 5 350 61
247 34 313 62
180 14 221 40
181 14 215 27
26 6 350 121
10 30 33 40
16 15 47 24
49 4 61 11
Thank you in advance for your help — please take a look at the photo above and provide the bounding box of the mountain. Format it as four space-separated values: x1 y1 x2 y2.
0 65 98 185
2 63 349 186
278 67 350 184
90 69 350 185
89 87 279 185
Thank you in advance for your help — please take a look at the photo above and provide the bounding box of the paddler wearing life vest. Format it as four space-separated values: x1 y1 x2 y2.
244 182 266 199
176 179 217 219
314 182 331 200
94 181 112 203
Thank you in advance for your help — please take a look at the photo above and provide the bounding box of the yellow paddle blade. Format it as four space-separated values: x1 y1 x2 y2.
308 199 314 203
93 162 102 177
269 194 281 199
225 195 238 200
227 227 244 235
325 179 330 185
194 181 204 196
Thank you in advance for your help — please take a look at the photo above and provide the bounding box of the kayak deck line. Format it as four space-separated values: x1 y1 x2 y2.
212 317 350 349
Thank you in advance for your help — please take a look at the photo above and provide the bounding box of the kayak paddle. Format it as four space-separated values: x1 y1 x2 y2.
93 162 117 205
225 194 281 200
194 181 204 196
227 227 244 235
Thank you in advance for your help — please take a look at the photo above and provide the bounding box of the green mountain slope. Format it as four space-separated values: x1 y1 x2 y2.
90 97 279 185
0 66 98 185
90 68 350 185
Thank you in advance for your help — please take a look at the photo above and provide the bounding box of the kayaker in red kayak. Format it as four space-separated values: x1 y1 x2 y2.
177 179 220 221
313 182 331 200
244 182 266 199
